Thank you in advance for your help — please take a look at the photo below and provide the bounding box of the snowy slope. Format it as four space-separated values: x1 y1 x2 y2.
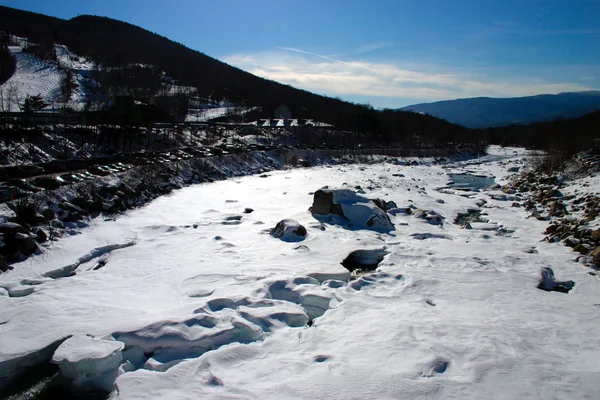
0 44 97 111
0 147 598 399
1 47 64 109
186 106 251 122
1 40 249 118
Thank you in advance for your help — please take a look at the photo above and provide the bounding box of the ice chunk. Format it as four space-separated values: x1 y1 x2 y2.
51 335 124 392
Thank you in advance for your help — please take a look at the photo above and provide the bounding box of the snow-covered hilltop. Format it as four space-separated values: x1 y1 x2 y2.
0 38 97 111
1 146 598 399
0 35 250 121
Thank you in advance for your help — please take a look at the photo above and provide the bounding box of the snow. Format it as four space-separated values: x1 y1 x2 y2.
185 106 257 122
0 146 599 398
312 188 395 232
52 335 124 364
52 335 124 391
1 50 63 109
0 44 97 111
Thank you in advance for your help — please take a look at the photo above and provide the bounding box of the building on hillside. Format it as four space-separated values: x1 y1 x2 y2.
250 119 333 128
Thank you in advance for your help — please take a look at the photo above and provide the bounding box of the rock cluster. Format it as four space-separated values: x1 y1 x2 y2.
506 171 600 267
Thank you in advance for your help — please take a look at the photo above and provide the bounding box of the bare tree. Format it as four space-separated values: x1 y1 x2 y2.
0 81 20 112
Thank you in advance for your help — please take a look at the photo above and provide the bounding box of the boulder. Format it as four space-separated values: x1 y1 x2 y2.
18 237 39 256
310 189 394 232
271 219 307 242
0 222 27 235
41 208 55 221
341 248 388 273
413 209 444 225
592 246 600 265
537 267 575 293
425 212 444 226
0 255 9 272
33 227 48 243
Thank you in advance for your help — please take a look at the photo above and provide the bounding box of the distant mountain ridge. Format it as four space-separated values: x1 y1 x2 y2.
400 91 600 128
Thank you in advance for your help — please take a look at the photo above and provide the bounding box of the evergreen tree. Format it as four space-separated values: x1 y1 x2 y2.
20 94 47 113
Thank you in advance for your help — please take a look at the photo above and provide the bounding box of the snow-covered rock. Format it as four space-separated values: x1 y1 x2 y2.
270 219 307 242
310 188 394 232
51 335 125 392
537 267 575 293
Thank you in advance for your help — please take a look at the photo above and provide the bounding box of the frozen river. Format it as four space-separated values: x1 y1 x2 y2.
1 147 598 399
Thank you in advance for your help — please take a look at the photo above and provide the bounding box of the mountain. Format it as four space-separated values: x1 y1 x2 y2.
400 91 600 128
0 5 464 141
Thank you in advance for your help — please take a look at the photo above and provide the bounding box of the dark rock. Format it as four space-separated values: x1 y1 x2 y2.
310 190 344 218
0 255 9 272
270 219 307 242
243 208 254 214
564 237 579 248
0 222 28 235
537 267 575 293
86 199 104 213
42 208 55 221
342 248 388 273
371 198 387 212
61 202 81 212
1 242 22 262
33 227 48 243
19 237 39 256
592 246 600 265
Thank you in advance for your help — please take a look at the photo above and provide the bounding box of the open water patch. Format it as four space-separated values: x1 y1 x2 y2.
448 173 495 191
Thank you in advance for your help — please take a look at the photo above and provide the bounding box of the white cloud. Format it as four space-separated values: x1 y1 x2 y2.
222 48 592 103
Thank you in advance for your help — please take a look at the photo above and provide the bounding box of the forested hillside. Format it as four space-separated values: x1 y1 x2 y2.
0 5 465 143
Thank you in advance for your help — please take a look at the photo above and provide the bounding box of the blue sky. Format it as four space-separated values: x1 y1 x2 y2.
3 0 600 107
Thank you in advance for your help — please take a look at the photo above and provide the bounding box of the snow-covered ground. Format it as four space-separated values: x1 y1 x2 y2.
1 146 599 399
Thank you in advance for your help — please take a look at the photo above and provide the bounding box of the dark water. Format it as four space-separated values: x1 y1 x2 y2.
3 363 109 400
448 173 495 190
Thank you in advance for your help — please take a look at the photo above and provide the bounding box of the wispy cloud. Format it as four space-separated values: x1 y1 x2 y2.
272 46 352 65
330 42 396 58
222 48 593 104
